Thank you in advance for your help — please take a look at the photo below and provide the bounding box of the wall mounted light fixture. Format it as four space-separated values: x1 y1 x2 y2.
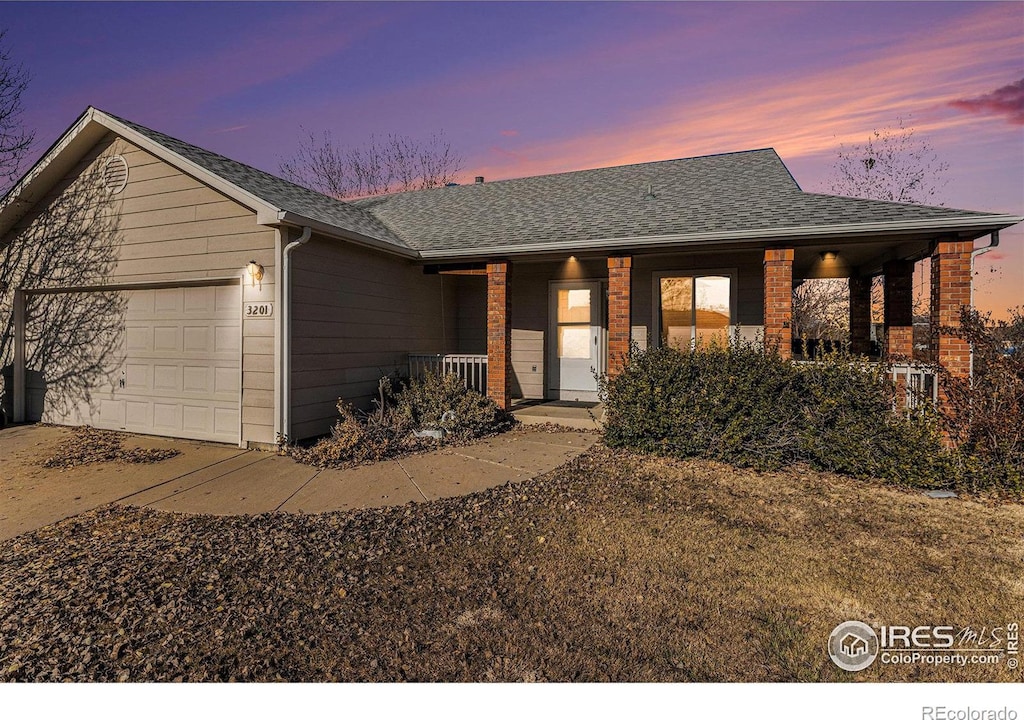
247 260 265 290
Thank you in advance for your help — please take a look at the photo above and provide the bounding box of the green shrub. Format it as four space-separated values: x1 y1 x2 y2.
602 339 947 486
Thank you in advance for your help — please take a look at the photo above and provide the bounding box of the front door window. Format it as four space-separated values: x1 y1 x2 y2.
549 281 602 401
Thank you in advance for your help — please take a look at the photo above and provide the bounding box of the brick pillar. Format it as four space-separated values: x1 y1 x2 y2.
883 259 914 360
848 276 873 356
607 255 632 376
764 248 795 359
486 261 512 410
930 240 973 379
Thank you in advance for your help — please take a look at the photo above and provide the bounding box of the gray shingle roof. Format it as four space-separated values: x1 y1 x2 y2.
353 149 1001 256
94 109 1014 260
105 112 409 250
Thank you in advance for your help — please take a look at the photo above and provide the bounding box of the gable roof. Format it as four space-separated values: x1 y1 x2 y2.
2 108 1020 262
355 149 1018 259
0 107 415 256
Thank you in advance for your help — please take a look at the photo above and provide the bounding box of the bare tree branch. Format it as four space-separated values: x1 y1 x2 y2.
279 128 463 198
827 117 949 205
0 29 36 195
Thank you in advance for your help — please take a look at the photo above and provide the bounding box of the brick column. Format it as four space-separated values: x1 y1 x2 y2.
930 240 973 379
883 259 914 360
764 248 795 359
486 261 512 410
607 255 632 376
848 275 872 356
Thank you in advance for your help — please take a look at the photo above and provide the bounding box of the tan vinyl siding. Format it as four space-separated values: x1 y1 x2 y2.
1 132 277 445
289 235 447 440
453 275 486 354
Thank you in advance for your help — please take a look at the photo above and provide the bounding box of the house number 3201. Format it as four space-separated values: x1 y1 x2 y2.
244 302 274 318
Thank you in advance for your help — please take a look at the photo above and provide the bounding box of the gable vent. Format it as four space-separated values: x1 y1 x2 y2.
102 155 129 194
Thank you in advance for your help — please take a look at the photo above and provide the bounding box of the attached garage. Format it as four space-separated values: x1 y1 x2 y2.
38 283 242 444
1 106 447 448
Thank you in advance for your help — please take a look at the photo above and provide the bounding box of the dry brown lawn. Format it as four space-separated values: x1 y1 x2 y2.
1 445 1021 682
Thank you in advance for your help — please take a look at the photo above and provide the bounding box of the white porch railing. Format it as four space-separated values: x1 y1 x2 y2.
890 363 939 411
409 353 488 395
792 359 938 411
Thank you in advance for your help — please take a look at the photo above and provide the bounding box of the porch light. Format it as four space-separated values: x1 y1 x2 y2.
247 260 265 290
820 251 839 261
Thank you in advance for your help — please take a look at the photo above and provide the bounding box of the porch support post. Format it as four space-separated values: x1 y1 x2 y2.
883 259 914 360
848 275 873 356
764 248 795 359
930 240 973 380
607 255 632 376
486 261 512 410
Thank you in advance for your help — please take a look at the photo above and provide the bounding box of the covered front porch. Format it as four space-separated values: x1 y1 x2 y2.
410 234 978 413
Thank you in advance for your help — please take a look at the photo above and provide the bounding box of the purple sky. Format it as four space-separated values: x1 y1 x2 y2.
5 1 1023 315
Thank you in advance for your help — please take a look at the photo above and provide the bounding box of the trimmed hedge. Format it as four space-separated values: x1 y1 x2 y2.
602 341 947 486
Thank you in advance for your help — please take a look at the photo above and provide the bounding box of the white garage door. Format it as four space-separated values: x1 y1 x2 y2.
43 284 241 444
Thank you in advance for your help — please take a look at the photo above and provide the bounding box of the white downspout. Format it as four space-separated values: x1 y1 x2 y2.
968 231 1000 381
281 226 312 443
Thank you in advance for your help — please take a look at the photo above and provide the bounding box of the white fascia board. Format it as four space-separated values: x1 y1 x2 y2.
0 108 105 236
0 110 91 211
276 211 420 259
93 111 282 220
416 215 1024 260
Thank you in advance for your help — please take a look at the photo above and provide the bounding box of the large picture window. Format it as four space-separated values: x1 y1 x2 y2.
656 274 732 349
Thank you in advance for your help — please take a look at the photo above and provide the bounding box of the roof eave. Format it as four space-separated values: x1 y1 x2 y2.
275 211 420 259
0 107 284 241
415 215 1023 260
94 111 282 220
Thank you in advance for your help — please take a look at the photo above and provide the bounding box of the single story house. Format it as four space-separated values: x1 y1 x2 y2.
0 107 1019 447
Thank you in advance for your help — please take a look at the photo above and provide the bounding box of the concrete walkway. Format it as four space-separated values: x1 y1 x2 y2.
0 425 596 540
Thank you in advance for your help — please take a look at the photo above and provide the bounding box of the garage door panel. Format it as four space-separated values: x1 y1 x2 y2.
215 286 237 311
183 286 213 313
125 400 150 428
153 326 179 352
42 284 241 444
214 325 240 354
153 288 182 313
151 364 177 391
182 365 209 393
183 405 210 432
126 326 149 351
214 407 237 435
214 366 236 394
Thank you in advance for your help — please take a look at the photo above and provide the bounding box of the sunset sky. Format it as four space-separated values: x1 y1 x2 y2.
4 1 1022 315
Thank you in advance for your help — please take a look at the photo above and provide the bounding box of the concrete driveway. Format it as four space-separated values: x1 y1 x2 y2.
0 424 596 541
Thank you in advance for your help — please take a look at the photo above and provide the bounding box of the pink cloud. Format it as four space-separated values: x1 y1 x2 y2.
949 78 1024 125
499 129 519 137
466 5 1024 182
209 125 249 135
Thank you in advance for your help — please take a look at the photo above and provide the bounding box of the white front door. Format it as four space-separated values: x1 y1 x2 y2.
548 281 603 402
